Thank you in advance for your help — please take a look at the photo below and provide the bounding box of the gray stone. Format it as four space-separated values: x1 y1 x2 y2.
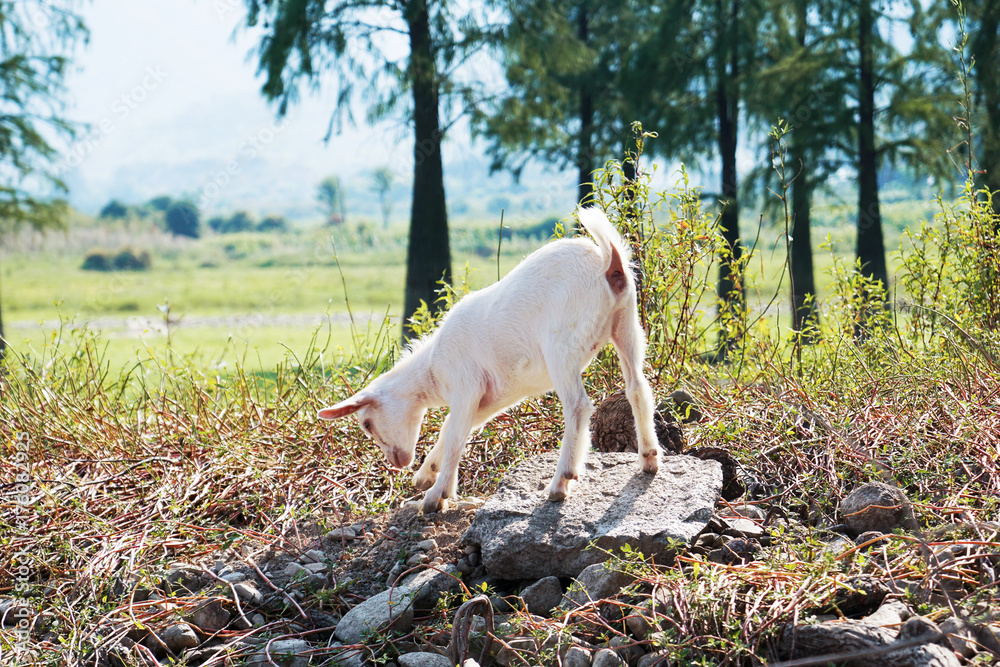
521 576 563 617
401 565 461 610
334 587 416 643
160 623 199 652
283 562 307 578
416 539 438 552
233 582 263 605
161 564 203 594
303 549 326 563
398 652 453 667
939 617 977 658
565 563 634 607
247 638 311 667
462 660 481 667
564 645 593 667
637 650 669 667
720 516 765 539
188 599 231 631
463 452 722 579
221 571 248 583
495 637 540 666
328 527 357 541
841 482 917 535
591 648 626 667
406 553 430 567
304 562 328 574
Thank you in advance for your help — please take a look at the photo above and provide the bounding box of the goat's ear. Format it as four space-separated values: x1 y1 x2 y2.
318 394 374 420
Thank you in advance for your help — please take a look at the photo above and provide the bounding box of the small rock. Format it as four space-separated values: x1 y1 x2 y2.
495 637 540 666
720 516 766 539
468 552 481 567
462 660 481 667
456 558 474 575
841 482 917 535
233 582 263 606
283 562 308 578
334 588 416 644
386 562 405 587
637 650 669 667
719 503 765 521
939 617 977 658
591 648 625 667
464 544 480 555
975 624 1000 657
625 607 653 640
565 563 633 607
221 571 248 583
303 549 326 564
826 575 890 617
401 565 462 610
899 616 942 641
563 645 592 667
398 652 453 667
406 553 430 567
521 576 563 617
251 613 265 627
188 599 231 631
416 539 438 552
457 498 484 511
707 538 759 565
247 638 311 667
161 564 203 594
855 530 889 550
160 623 199 653
328 527 357 541
304 562 327 574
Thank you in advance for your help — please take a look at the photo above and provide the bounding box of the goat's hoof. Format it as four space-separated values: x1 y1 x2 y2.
548 489 568 502
419 494 445 513
412 472 436 491
642 456 659 474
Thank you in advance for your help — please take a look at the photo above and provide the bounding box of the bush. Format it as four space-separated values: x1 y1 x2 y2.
257 215 289 232
99 199 129 220
81 248 152 272
165 201 200 238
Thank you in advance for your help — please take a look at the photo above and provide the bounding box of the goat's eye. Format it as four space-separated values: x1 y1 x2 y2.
363 419 373 431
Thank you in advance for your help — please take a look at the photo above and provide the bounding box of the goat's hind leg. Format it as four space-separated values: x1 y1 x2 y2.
612 311 660 473
546 352 595 501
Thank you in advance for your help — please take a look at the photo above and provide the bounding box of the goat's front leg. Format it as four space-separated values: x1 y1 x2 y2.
547 362 595 502
419 405 476 513
612 311 659 474
412 433 447 492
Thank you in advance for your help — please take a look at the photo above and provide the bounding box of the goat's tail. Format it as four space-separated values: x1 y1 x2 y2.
577 207 633 293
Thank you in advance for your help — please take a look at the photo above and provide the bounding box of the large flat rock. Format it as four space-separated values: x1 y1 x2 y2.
463 452 722 579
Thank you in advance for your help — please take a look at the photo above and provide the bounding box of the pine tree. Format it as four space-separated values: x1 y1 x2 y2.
0 1 86 362
244 0 495 335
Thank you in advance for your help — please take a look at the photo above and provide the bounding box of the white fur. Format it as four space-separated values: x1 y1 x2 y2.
318 207 660 512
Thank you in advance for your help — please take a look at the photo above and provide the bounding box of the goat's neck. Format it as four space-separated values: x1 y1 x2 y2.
381 342 443 408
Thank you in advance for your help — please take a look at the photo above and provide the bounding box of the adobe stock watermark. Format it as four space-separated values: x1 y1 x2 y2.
58 65 169 176
196 112 295 208
3 432 35 661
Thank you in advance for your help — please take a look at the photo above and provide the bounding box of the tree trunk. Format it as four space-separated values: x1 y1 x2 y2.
974 3 1000 216
715 0 744 355
577 1 594 206
788 2 819 343
789 151 820 341
403 0 451 339
855 0 888 291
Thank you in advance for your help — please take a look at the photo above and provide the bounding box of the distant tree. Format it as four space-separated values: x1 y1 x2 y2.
0 0 86 362
165 201 200 238
99 199 130 220
371 167 394 230
316 176 346 226
966 1 1000 213
243 0 497 335
258 214 289 232
146 195 173 212
224 211 256 233
477 0 646 205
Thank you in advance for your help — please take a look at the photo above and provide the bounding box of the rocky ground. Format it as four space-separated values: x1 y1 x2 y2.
42 451 997 667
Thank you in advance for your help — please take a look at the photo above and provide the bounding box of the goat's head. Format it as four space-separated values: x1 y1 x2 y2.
318 389 425 469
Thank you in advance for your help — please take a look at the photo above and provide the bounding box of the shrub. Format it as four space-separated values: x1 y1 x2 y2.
81 250 113 272
81 248 152 272
165 201 200 238
99 199 129 220
258 215 289 232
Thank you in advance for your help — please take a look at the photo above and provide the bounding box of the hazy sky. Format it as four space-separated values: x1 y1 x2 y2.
59 1 429 217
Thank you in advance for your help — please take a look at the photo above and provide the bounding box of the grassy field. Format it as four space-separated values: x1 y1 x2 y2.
0 194 941 374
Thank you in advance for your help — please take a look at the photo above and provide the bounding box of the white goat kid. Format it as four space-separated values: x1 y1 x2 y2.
318 207 660 513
